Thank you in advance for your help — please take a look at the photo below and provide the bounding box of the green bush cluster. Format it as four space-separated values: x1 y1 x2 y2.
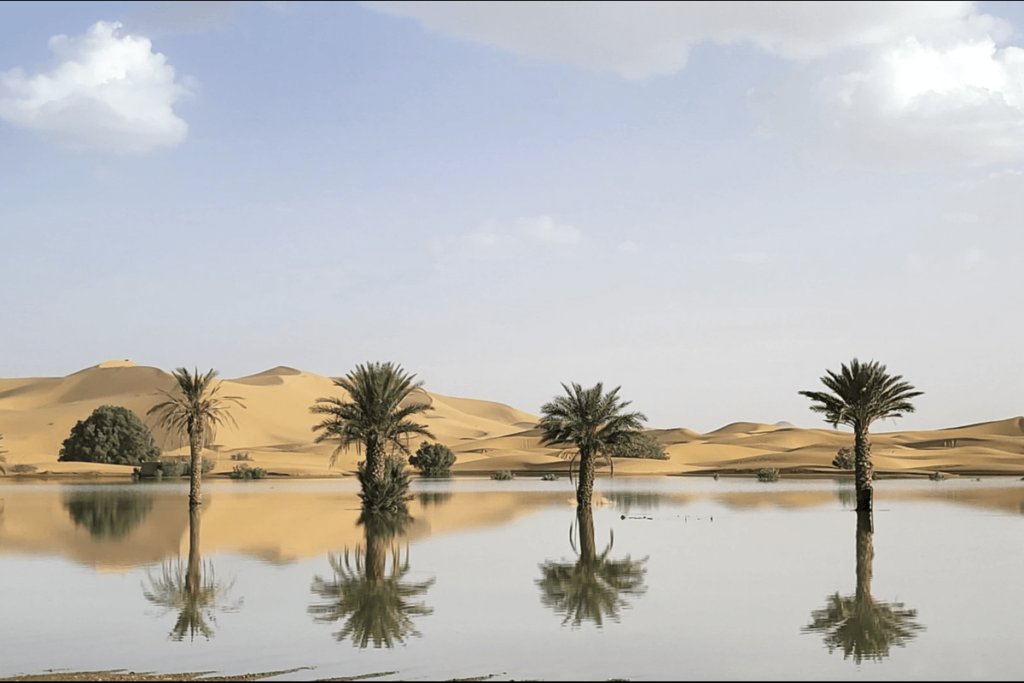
492 470 514 481
10 463 37 473
541 473 559 481
757 467 780 482
833 446 855 470
230 452 253 461
229 463 267 480
58 405 161 466
357 456 412 514
929 471 947 481
156 457 215 478
606 432 669 460
408 441 456 477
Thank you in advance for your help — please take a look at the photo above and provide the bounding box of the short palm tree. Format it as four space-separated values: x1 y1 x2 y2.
539 382 646 509
310 362 433 499
148 367 245 508
799 359 921 517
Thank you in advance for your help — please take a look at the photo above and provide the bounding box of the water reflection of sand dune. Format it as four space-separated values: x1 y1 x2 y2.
0 487 575 569
2 361 1024 477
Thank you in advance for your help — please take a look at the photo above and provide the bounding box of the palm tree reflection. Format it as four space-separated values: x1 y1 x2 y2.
536 506 648 628
309 510 435 648
803 512 924 662
142 507 241 641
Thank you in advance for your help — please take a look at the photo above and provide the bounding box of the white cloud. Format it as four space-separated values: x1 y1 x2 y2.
367 1 984 79
518 215 581 244
964 247 984 267
617 239 639 253
434 215 582 265
799 35 1024 169
369 1 1024 170
0 21 190 153
731 251 769 264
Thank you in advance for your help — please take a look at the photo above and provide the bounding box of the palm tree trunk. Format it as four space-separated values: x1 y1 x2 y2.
855 511 873 602
186 505 201 603
189 424 203 508
854 427 873 514
576 505 596 565
366 434 385 485
577 448 595 509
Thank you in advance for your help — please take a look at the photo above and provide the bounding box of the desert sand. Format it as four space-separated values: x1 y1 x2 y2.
2 359 1024 480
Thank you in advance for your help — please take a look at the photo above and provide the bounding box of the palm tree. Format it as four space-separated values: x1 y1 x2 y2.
310 362 433 497
0 433 6 475
142 507 241 641
308 510 435 648
799 359 921 520
539 382 647 509
536 506 648 628
802 512 924 662
148 367 246 508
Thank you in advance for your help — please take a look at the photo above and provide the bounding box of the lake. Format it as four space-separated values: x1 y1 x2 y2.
1 475 1023 681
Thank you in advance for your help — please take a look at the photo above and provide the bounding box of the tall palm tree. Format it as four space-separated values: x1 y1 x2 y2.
142 507 242 641
0 433 6 475
308 510 435 648
536 506 648 628
799 359 921 519
802 512 924 662
539 382 646 509
148 367 246 508
310 361 433 489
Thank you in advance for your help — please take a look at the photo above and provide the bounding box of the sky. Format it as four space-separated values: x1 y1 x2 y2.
2 1 1024 433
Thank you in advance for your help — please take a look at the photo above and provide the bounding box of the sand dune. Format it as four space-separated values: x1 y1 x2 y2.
1 360 1024 478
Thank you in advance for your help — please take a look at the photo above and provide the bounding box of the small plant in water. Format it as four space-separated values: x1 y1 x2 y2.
229 464 267 480
492 470 514 481
541 473 559 481
713 472 720 480
757 467 780 482
929 471 947 481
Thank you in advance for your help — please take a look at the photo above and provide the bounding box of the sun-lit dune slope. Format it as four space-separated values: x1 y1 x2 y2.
2 361 1024 477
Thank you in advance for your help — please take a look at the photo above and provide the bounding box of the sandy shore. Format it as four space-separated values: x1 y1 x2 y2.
2 360 1023 480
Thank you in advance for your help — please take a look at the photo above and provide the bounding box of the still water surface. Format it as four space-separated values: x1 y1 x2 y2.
1 476 1023 680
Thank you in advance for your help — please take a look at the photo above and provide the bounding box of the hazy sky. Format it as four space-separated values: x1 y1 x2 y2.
3 1 1024 432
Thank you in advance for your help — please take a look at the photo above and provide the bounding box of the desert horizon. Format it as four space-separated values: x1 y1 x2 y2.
2 359 1022 480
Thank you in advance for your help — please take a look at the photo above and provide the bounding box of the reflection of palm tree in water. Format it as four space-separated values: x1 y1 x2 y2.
803 512 924 662
536 506 648 628
142 507 241 641
309 511 435 649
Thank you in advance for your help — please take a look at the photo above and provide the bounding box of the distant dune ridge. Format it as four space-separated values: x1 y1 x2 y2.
1 360 1023 477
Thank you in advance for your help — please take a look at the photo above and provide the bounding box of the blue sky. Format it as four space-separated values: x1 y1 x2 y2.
3 1 1024 431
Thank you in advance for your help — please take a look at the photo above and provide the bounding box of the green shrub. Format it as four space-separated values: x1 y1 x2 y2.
833 446 855 470
357 456 412 514
182 457 216 476
10 463 37 473
58 405 161 466
160 459 185 478
606 432 669 460
492 470 514 481
541 473 559 481
408 441 457 477
929 471 947 481
757 467 780 482
230 452 253 461
229 464 267 480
